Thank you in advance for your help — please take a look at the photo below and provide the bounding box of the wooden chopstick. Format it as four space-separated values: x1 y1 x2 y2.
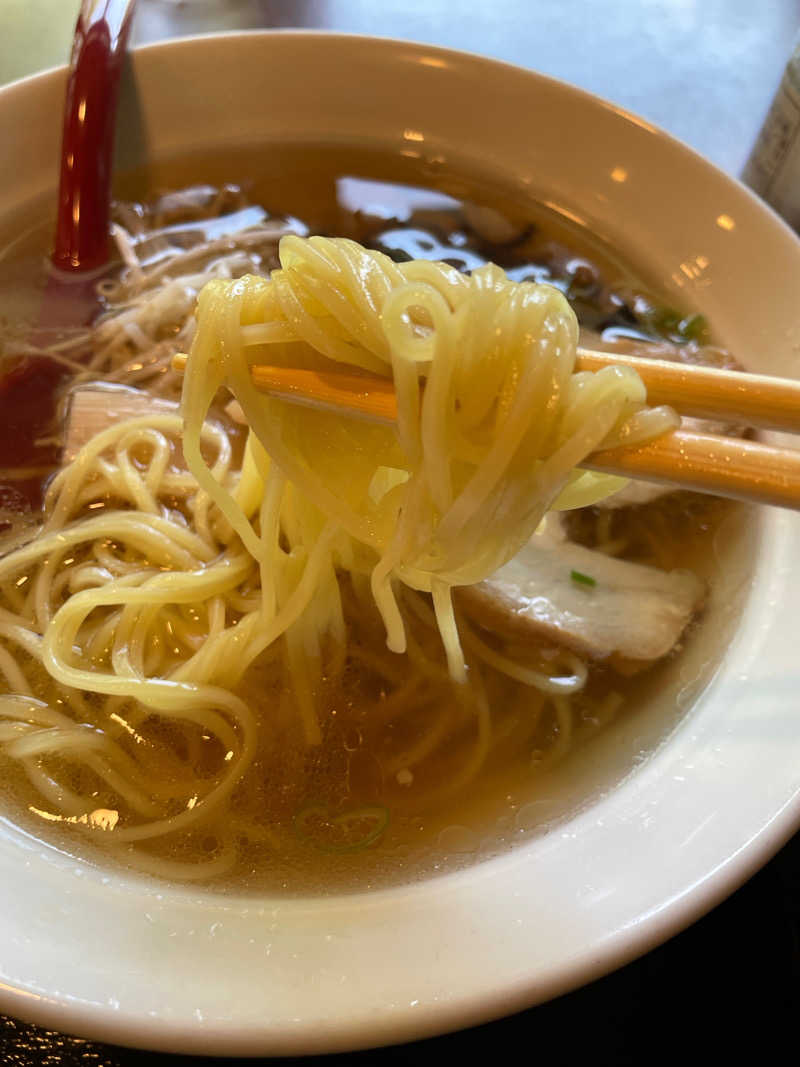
583 430 800 510
575 348 800 433
250 364 398 423
173 350 800 433
171 351 800 510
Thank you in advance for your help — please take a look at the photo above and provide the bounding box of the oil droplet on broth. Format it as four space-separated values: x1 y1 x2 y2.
437 824 480 854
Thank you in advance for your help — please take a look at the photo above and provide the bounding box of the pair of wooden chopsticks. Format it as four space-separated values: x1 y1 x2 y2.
171 349 800 511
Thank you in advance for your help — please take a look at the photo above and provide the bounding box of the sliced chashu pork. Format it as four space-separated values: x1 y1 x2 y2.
63 385 178 461
457 514 704 666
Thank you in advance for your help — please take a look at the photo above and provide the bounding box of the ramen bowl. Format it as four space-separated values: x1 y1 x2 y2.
0 32 799 1056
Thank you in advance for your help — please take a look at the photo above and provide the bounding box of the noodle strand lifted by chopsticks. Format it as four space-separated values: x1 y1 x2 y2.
182 235 677 680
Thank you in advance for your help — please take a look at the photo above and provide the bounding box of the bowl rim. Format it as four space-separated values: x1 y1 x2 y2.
0 28 799 1057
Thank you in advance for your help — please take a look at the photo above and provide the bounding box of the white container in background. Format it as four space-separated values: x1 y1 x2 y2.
743 36 800 229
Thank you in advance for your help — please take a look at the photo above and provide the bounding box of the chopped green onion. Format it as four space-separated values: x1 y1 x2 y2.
570 569 596 588
678 312 708 342
643 305 709 344
649 306 682 335
293 804 389 854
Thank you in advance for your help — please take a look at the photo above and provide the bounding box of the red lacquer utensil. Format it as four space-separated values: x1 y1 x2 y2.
0 1 137 511
53 0 137 274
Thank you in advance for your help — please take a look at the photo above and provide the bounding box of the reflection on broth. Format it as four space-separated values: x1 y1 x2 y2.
0 146 753 893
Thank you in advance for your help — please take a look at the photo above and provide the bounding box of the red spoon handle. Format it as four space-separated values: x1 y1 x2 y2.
52 0 136 273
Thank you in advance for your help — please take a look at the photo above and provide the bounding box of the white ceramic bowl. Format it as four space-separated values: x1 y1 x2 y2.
0 32 799 1056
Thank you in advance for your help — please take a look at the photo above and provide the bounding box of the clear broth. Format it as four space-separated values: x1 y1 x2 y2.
0 144 756 894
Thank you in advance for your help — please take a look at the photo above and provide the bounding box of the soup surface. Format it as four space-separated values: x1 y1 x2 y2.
0 145 754 893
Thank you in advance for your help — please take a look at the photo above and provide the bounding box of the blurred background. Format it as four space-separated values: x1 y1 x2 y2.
1 0 799 176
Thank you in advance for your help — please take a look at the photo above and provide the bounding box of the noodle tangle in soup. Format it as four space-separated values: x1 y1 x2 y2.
0 181 722 887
